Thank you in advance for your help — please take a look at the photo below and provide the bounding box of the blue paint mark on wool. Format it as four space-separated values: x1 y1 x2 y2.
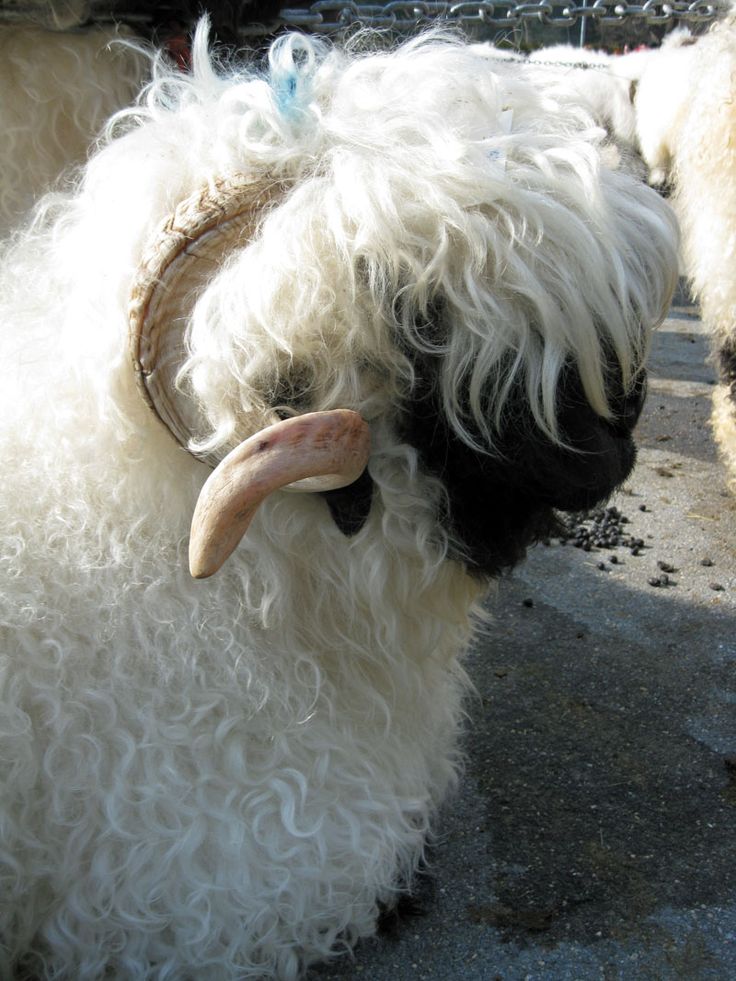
272 70 301 119
268 33 323 122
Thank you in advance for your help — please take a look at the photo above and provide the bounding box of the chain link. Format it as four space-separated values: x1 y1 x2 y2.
279 0 727 32
0 0 726 32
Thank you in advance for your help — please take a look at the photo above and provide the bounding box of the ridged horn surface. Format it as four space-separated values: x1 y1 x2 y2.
129 174 288 468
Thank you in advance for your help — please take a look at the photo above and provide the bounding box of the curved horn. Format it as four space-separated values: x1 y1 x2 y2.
129 174 289 468
189 409 371 579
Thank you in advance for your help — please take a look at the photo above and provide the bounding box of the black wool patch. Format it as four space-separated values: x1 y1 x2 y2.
399 344 646 579
718 338 736 404
321 467 374 537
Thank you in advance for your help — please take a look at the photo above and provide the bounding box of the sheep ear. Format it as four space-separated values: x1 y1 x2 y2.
321 469 374 536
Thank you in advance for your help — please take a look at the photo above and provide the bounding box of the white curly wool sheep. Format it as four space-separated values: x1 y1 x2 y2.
624 17 736 485
0 21 148 233
668 17 736 486
0 25 678 980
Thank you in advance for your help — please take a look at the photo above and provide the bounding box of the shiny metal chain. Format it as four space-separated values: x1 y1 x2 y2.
0 0 726 31
278 0 726 32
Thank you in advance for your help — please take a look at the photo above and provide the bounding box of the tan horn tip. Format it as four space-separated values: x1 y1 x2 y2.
189 409 371 578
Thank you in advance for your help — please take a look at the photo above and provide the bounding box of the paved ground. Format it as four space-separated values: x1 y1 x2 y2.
310 288 736 980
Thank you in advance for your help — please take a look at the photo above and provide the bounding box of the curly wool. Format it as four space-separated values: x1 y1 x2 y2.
617 27 699 190
0 22 149 234
625 17 736 482
0 24 677 980
168 31 674 453
672 18 736 484
526 44 644 176
471 43 645 178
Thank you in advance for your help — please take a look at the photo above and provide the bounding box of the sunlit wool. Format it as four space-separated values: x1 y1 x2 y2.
615 27 699 190
624 18 736 485
670 17 736 486
0 24 678 980
472 42 645 177
0 22 148 234
526 44 645 177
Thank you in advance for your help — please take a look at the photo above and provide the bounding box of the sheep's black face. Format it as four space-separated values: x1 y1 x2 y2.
318 338 645 578
398 345 646 579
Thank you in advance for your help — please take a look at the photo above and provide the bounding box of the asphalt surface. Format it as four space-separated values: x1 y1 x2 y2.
310 286 736 980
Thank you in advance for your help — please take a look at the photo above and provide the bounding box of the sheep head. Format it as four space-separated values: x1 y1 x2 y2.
127 33 679 581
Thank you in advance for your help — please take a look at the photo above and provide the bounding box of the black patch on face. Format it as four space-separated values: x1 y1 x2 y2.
399 344 646 579
718 338 736 404
321 468 374 537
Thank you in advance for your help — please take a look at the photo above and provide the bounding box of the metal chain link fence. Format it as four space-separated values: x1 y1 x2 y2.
278 0 726 34
0 0 728 34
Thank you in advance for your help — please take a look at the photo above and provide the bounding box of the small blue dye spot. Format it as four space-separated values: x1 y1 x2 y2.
274 71 300 118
